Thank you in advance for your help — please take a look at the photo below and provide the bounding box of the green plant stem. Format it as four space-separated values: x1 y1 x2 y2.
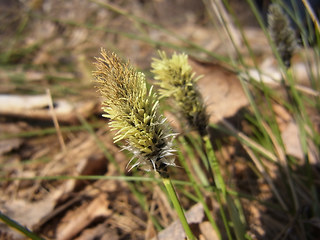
203 134 247 240
0 211 43 240
203 135 226 194
202 135 234 240
301 0 320 34
178 137 222 238
162 177 196 240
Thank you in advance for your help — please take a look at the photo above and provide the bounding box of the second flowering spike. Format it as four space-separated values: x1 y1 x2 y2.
268 3 297 68
152 51 209 136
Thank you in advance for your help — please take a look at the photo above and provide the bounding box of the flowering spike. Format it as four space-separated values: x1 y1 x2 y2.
151 51 209 136
93 49 176 174
268 3 297 68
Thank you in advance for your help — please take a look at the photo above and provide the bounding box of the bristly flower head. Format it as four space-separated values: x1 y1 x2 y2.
268 3 297 68
151 51 209 136
93 49 176 174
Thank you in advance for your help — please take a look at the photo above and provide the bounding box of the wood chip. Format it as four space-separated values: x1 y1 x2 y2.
57 194 112 240
0 94 97 123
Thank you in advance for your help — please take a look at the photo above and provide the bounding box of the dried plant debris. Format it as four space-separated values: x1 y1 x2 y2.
0 94 96 123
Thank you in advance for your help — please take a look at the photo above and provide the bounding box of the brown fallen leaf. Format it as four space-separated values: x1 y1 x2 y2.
0 138 22 155
281 120 319 165
281 121 303 160
74 222 119 240
56 194 112 240
189 59 249 123
199 221 220 240
0 189 63 238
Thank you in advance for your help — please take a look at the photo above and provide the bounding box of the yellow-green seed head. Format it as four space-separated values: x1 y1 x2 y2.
151 51 209 136
268 3 297 68
93 49 176 173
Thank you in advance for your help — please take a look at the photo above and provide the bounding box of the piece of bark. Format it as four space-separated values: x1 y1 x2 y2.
57 194 112 240
0 94 97 123
0 138 22 155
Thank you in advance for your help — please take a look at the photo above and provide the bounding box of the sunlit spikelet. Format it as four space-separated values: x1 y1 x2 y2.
151 51 209 136
93 49 176 173
268 3 297 68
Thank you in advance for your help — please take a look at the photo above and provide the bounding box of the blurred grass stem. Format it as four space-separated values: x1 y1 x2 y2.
162 178 196 240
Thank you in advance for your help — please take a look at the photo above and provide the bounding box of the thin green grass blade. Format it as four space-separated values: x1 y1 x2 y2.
0 211 43 240
162 178 196 240
202 135 234 239
183 135 209 186
203 135 226 193
178 137 222 239
226 195 246 240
